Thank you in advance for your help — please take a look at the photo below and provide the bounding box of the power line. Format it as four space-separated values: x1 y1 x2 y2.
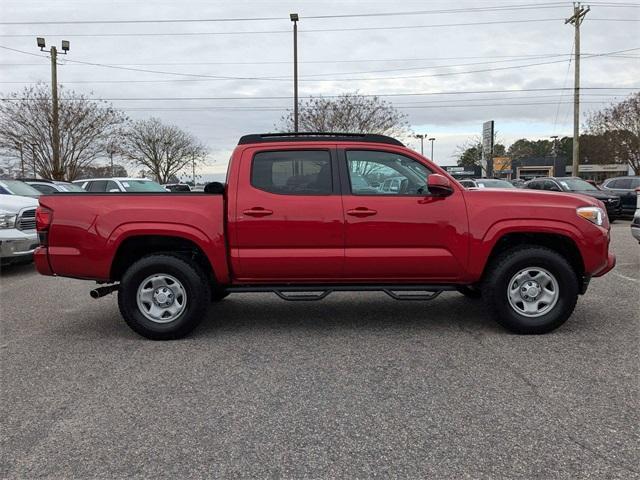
0 3 576 25
3 53 637 67
2 52 636 84
2 87 636 102
0 18 572 37
2 44 636 83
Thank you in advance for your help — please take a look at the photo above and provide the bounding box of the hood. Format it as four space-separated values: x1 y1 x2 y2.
0 194 39 213
570 189 618 200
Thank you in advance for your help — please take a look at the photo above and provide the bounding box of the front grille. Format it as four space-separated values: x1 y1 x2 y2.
17 208 36 231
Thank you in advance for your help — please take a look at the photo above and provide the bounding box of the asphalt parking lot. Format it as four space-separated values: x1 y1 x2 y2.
1 221 638 479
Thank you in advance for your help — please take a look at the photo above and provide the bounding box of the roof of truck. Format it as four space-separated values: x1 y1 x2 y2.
238 132 404 146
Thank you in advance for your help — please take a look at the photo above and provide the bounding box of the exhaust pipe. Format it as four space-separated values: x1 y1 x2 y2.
90 284 119 299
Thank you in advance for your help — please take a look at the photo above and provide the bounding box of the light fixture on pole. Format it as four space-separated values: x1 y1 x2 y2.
414 134 426 155
290 13 299 133
428 137 436 161
36 37 70 180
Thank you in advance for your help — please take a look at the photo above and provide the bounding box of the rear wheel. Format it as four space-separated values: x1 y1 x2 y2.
482 246 578 334
118 254 210 340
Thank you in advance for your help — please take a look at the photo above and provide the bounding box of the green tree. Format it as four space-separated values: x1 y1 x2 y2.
586 92 640 174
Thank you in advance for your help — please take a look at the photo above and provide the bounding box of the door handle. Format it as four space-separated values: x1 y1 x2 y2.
346 207 377 217
243 207 273 217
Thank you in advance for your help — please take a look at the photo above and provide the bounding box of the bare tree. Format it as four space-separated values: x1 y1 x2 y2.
586 92 640 174
119 118 207 184
277 93 411 138
0 85 125 180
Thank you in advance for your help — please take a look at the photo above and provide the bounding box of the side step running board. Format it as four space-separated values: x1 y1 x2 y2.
226 284 455 302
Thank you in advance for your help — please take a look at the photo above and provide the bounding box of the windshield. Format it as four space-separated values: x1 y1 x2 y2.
475 179 515 188
558 178 598 191
120 180 167 192
58 183 86 192
0 180 42 196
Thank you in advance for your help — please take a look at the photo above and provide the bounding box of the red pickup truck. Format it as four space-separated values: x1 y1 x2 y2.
34 133 615 339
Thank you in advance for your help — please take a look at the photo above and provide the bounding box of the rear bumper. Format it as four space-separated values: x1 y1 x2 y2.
631 226 640 242
33 246 53 275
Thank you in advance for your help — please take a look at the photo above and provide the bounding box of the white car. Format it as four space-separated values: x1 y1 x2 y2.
72 177 167 193
0 194 39 266
25 179 86 194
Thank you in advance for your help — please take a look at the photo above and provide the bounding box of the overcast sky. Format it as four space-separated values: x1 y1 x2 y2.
1 0 638 179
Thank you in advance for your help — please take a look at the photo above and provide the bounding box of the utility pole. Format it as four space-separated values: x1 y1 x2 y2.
565 3 590 177
37 37 69 180
192 156 196 186
415 134 426 155
429 137 436 161
15 142 24 177
290 14 299 133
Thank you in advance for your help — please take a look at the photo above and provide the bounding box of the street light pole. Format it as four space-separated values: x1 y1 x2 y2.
290 13 299 133
429 137 436 161
415 134 426 155
31 144 37 178
37 37 69 180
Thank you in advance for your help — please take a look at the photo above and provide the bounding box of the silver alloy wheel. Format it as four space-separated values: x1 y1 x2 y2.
507 267 559 318
136 274 187 323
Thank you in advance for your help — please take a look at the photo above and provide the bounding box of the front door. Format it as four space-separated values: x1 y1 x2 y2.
232 147 345 282
339 148 468 282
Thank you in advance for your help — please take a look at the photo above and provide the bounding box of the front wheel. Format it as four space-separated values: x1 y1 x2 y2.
482 246 579 334
118 254 210 340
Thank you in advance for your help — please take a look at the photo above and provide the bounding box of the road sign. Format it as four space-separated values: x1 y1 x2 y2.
482 121 494 177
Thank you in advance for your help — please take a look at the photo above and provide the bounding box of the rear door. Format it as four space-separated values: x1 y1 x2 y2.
232 146 345 281
338 147 469 281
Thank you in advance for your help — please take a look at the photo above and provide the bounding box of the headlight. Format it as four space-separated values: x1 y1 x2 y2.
0 213 17 229
577 206 605 226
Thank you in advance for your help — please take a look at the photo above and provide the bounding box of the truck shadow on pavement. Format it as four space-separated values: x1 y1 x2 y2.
0 262 35 278
193 292 503 338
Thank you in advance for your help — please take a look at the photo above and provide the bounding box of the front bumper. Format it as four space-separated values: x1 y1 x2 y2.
0 229 39 264
631 226 640 243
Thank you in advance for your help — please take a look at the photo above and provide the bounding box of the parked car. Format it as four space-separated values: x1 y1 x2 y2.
509 179 526 188
72 177 167 193
35 132 615 339
0 194 39 265
459 178 515 189
0 179 42 198
525 177 622 221
631 188 640 243
23 179 86 194
163 183 192 192
600 176 640 215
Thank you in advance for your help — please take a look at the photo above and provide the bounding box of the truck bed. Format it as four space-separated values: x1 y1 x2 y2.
37 193 227 282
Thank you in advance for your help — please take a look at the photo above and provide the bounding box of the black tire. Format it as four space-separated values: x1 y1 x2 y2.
482 245 578 334
118 254 210 340
211 290 230 302
456 285 482 299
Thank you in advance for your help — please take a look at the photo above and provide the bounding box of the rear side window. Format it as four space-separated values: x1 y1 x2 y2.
251 150 332 195
613 178 633 189
86 180 107 192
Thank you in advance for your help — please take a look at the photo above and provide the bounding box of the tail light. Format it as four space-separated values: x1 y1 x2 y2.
36 206 52 231
36 207 52 246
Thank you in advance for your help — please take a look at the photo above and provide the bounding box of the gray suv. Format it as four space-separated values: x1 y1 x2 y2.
600 176 640 215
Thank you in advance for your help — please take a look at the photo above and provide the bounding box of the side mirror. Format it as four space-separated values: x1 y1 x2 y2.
427 174 454 197
204 182 225 194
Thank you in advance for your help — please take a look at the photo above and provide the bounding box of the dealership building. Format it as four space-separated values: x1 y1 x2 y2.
444 156 631 182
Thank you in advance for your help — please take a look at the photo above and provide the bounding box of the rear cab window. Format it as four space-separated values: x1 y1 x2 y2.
251 150 333 195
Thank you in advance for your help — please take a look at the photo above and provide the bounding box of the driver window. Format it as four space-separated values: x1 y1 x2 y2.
346 150 432 195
